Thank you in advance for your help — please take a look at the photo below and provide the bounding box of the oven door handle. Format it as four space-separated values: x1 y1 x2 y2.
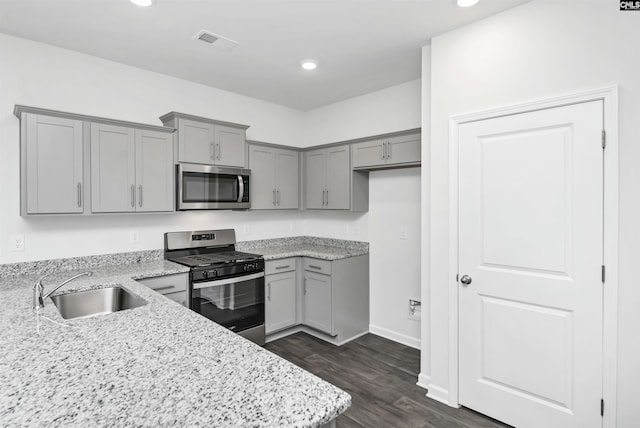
237 176 245 203
192 271 264 289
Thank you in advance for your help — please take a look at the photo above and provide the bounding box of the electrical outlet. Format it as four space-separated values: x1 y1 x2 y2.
243 224 250 234
129 230 139 244
10 234 25 252
400 227 408 240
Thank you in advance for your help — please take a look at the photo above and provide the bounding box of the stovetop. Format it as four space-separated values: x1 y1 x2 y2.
167 250 263 268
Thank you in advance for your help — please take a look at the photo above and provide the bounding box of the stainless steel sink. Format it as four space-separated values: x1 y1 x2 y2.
50 286 147 320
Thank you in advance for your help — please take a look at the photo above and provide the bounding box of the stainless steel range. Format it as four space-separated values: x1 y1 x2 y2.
164 229 265 346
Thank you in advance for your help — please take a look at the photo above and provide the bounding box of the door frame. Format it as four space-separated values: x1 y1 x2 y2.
447 85 619 427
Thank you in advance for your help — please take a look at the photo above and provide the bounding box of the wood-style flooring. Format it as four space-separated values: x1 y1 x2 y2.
265 332 511 428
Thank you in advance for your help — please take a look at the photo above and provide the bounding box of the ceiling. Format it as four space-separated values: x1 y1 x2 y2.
0 0 530 111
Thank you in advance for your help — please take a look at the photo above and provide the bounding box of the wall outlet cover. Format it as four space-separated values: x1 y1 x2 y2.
129 230 139 244
10 234 25 252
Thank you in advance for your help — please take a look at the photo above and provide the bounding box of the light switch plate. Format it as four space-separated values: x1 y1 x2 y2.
400 227 408 240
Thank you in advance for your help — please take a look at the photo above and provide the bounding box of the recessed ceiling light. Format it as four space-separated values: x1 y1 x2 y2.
301 60 318 71
130 0 153 7
457 0 479 7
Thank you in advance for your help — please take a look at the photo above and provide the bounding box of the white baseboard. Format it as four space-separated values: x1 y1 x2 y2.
369 324 421 349
417 372 430 390
427 383 457 407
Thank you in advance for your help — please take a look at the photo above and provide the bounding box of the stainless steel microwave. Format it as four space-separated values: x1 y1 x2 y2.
176 163 250 210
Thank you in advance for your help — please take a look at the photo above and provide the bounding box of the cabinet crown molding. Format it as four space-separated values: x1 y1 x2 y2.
159 111 250 130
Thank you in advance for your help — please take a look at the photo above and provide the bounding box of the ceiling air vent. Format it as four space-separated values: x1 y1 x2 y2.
193 30 239 52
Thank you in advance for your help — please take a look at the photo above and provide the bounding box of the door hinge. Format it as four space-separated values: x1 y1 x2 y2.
456 274 459 282
602 130 606 149
601 398 604 417
601 265 606 283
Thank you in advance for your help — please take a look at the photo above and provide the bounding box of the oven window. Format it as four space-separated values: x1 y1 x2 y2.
182 172 239 203
191 276 264 332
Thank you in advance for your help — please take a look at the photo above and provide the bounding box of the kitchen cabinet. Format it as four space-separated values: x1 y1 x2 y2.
91 124 173 213
302 255 369 341
265 258 298 334
248 143 299 209
20 112 84 215
160 112 248 168
305 144 367 211
136 272 188 307
351 130 421 170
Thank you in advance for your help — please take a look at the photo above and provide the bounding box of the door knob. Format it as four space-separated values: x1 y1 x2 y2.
460 275 472 285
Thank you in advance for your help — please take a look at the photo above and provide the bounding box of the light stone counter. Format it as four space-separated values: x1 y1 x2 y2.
0 258 350 427
237 236 369 261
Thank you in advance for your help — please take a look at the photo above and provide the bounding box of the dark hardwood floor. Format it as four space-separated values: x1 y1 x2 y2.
265 332 511 428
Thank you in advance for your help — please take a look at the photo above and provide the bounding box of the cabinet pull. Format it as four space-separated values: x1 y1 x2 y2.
130 185 135 207
210 143 215 160
273 190 276 206
77 183 82 207
216 142 221 160
153 285 175 292
382 141 386 160
267 283 271 300
387 141 391 159
326 190 329 206
275 265 290 270
277 189 280 205
321 190 324 205
138 185 143 207
308 265 322 270
304 278 307 294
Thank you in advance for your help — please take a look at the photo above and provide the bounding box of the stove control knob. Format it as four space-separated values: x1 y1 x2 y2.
202 271 209 279
210 269 218 278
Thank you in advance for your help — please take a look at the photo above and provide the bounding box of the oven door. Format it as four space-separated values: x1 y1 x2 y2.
190 272 264 333
177 163 250 210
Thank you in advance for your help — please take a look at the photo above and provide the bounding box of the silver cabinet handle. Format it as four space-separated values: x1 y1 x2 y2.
381 142 385 160
304 278 307 294
267 283 271 300
275 265 290 270
326 190 329 206
387 141 392 159
321 190 324 205
216 142 221 160
152 285 175 292
383 141 387 160
277 190 280 205
138 185 143 207
210 143 214 160
308 265 321 270
273 190 276 206
77 183 82 207
130 185 135 207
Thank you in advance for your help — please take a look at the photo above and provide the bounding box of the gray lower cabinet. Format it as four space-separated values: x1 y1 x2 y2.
351 131 421 170
249 144 299 209
91 124 173 213
136 273 189 307
160 112 248 168
265 258 298 334
304 145 353 210
21 113 84 214
302 255 369 341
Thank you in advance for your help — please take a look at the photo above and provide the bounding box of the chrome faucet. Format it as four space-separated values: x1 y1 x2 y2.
33 271 93 310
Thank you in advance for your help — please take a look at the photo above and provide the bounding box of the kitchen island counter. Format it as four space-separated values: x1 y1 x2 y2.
0 259 350 427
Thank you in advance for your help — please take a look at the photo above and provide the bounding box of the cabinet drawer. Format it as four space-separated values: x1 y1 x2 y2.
266 257 297 275
164 290 188 307
137 273 188 294
303 258 332 275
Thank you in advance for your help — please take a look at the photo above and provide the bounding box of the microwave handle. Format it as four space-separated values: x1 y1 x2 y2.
237 176 245 203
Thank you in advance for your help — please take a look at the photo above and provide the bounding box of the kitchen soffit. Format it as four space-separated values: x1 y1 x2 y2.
0 0 530 111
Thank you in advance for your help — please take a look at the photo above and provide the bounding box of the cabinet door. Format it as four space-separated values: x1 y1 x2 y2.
215 125 246 167
25 114 83 214
303 271 334 335
275 149 299 209
248 145 276 209
386 133 421 166
91 123 135 213
135 129 174 212
305 149 326 209
325 145 350 209
266 271 298 334
351 139 385 168
178 118 215 165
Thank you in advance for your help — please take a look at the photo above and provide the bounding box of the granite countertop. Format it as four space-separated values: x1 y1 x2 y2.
237 236 369 261
0 259 351 427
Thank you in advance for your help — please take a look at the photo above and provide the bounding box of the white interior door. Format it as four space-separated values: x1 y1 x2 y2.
458 101 604 428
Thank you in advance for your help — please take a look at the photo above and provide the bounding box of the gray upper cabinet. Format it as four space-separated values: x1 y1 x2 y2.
304 144 355 210
351 130 421 170
160 112 248 168
22 113 84 215
248 143 299 209
91 124 174 213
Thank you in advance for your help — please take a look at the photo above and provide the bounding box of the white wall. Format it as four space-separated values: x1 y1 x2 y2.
0 33 306 263
0 33 423 353
301 79 422 147
423 1 640 425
